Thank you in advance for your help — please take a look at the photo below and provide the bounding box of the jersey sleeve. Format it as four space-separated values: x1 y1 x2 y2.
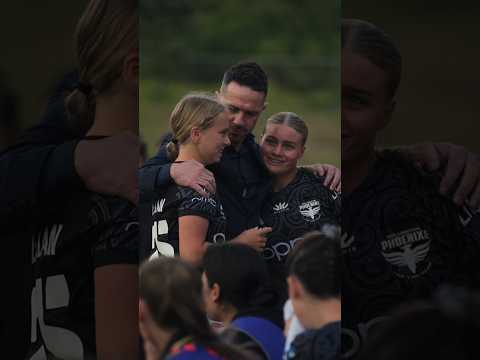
92 199 139 268
177 189 217 221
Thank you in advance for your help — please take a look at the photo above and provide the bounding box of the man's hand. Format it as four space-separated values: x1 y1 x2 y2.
170 160 216 197
304 164 341 192
404 142 480 208
75 132 139 204
232 226 272 252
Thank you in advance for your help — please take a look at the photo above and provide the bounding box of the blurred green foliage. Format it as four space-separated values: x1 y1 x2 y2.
140 0 340 166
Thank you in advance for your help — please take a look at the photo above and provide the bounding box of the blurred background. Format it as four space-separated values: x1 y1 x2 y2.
140 0 341 166
343 1 480 153
0 1 84 151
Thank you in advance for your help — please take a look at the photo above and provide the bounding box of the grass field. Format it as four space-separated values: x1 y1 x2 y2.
140 78 340 166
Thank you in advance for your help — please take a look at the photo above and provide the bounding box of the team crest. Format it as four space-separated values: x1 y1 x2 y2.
381 227 431 279
299 200 321 222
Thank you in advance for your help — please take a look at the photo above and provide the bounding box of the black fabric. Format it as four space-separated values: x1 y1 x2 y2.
140 184 227 261
140 132 271 239
0 70 82 358
287 322 341 360
25 192 138 359
341 150 480 359
259 168 340 303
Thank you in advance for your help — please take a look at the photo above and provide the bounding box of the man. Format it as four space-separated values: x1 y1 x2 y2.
341 19 480 358
140 62 341 248
140 60 480 251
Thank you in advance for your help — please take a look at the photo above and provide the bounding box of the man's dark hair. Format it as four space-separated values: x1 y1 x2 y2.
203 243 274 310
287 230 340 299
221 61 268 95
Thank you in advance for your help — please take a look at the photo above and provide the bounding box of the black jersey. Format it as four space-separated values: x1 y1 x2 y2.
142 185 227 261
341 150 480 359
259 169 340 300
260 168 340 264
26 193 138 360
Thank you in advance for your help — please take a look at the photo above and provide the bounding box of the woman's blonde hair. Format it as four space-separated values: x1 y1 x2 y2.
266 111 308 145
65 0 138 134
166 93 226 161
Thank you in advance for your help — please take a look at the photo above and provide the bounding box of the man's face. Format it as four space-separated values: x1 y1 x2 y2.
217 81 266 148
342 50 393 164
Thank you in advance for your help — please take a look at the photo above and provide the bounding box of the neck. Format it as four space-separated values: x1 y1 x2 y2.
302 298 341 330
342 147 376 195
148 325 176 356
176 144 206 165
219 304 237 325
86 92 138 137
273 168 298 192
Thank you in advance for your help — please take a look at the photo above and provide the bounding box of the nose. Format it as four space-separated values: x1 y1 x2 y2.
272 144 282 156
232 112 246 128
224 134 231 146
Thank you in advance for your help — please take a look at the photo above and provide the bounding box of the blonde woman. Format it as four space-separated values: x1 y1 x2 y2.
27 1 138 359
145 93 271 267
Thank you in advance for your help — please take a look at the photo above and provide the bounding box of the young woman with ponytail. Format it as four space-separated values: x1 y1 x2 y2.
143 93 272 267
26 1 139 359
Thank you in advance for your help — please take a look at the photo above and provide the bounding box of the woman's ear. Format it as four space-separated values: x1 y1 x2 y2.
122 49 139 95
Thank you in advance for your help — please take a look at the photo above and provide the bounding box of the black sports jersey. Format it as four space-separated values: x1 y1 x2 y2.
141 184 227 261
260 168 340 264
259 169 340 301
26 193 138 360
341 150 480 359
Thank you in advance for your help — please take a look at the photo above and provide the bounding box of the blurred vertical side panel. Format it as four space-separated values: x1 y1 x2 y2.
342 1 480 359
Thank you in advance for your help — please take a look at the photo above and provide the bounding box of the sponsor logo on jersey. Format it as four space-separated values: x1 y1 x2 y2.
273 202 289 213
263 237 302 262
213 233 226 244
381 227 431 278
152 198 166 216
32 224 63 263
299 199 321 222
192 196 217 207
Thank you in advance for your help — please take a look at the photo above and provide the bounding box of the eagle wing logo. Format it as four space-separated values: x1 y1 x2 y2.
382 241 430 274
300 202 320 220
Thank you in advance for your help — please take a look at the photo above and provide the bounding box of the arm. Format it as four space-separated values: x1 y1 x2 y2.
178 215 210 267
140 145 216 199
302 164 341 192
95 264 139 360
399 142 480 207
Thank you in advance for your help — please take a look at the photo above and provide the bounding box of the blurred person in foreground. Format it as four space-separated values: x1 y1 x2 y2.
139 257 256 360
284 230 341 360
341 18 480 358
357 285 480 360
202 243 285 360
